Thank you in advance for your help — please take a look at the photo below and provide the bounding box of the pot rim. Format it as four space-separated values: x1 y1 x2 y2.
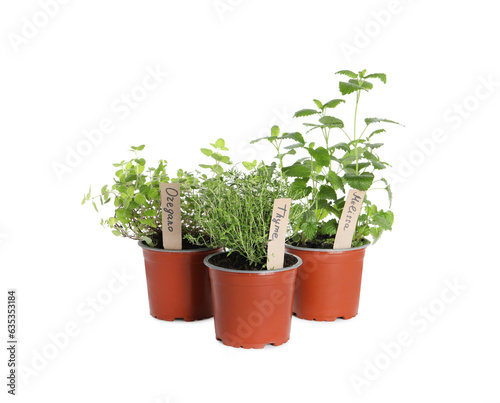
204 251 302 274
138 240 219 253
285 242 370 253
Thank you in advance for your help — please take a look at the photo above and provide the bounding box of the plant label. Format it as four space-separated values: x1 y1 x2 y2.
160 183 182 250
267 198 291 270
334 189 366 249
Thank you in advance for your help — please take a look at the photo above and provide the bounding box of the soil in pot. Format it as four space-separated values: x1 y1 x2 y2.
205 252 300 349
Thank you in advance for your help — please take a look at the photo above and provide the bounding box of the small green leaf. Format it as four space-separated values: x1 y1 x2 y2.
313 99 323 109
283 164 311 178
333 142 350 152
112 230 122 236
327 171 345 191
350 79 373 91
201 148 213 156
320 219 338 236
317 185 336 200
372 211 394 231
323 99 345 109
365 118 402 126
289 179 312 199
339 81 368 95
301 221 318 240
318 116 344 128
214 138 226 149
271 125 280 137
364 73 387 84
135 193 147 205
242 161 254 170
294 109 319 118
344 172 375 191
308 146 330 167
381 178 393 207
282 132 305 144
336 70 358 78
127 187 135 197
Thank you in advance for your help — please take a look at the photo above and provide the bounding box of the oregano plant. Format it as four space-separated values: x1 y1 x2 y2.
82 145 207 248
253 69 402 248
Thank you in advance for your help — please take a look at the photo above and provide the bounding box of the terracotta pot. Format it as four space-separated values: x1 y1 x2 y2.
139 241 222 321
204 252 301 349
285 244 369 321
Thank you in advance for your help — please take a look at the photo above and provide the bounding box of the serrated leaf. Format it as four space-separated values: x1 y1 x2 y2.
336 70 358 78
283 164 311 177
339 81 368 95
344 172 374 191
308 146 330 167
370 227 383 243
317 185 336 200
319 116 344 128
323 99 345 109
301 221 318 240
290 179 312 199
372 211 394 231
320 219 338 236
381 178 393 207
367 142 384 149
327 171 345 191
349 79 373 90
365 118 402 126
313 99 323 109
364 73 387 83
284 143 304 150
294 109 319 118
250 136 275 144
333 142 350 152
282 132 305 144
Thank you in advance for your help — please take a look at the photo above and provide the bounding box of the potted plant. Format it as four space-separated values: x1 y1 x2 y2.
252 70 400 321
187 140 302 348
82 145 221 321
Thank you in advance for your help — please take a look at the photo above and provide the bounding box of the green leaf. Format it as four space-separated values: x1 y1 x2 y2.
317 185 336 200
131 145 145 151
143 209 157 217
215 138 226 149
127 187 135 197
301 221 318 240
320 219 338 236
364 73 387 84
344 172 375 191
372 211 394 231
313 99 323 109
381 178 393 207
308 146 330 167
294 109 319 118
283 164 311 178
242 161 254 170
318 116 344 128
367 142 384 149
112 230 122 237
349 79 373 91
201 148 213 156
250 136 275 144
148 188 159 199
290 179 312 199
134 193 147 205
339 81 368 95
199 164 212 169
323 99 345 109
271 125 280 137
327 171 345 191
92 201 98 212
365 118 402 126
336 70 357 78
282 132 305 144
370 227 383 243
333 142 350 152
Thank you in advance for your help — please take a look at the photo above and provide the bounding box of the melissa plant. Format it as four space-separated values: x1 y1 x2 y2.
82 145 207 248
253 69 401 248
186 141 285 269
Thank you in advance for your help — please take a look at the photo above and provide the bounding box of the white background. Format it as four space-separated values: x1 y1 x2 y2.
1 1 499 402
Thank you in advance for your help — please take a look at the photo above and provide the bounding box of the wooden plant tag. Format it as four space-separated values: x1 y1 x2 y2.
160 183 182 250
267 198 291 270
334 189 366 250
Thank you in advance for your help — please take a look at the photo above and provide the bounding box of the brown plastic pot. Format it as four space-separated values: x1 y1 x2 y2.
139 241 222 321
204 252 301 349
285 244 369 321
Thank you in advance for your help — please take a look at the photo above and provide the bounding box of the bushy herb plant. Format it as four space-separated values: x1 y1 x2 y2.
82 145 207 248
253 69 401 248
186 140 285 268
